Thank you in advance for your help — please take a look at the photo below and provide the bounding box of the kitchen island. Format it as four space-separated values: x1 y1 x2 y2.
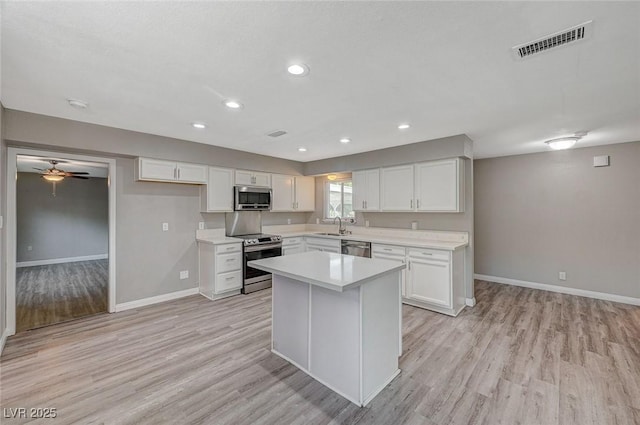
249 251 405 407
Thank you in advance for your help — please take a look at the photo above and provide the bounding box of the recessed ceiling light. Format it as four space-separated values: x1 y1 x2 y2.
398 123 410 130
545 136 580 150
192 122 206 129
287 63 309 76
339 138 351 144
67 99 88 109
224 100 243 109
298 147 307 152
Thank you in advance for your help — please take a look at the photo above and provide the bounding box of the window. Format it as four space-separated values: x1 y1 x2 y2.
325 180 354 219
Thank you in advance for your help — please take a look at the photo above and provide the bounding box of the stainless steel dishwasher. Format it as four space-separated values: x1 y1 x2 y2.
341 240 371 258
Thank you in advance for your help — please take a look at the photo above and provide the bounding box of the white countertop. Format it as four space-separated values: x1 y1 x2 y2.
248 251 405 292
277 231 468 251
196 236 243 245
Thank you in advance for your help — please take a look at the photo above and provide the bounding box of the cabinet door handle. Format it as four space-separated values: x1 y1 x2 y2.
177 168 181 180
173 168 177 179
225 276 234 281
226 258 235 262
410 199 413 209
365 200 367 209
362 200 365 209
383 248 392 251
408 260 411 271
417 199 420 209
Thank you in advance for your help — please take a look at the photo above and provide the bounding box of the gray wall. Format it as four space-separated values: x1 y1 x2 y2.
305 139 475 300
304 134 471 175
474 141 640 298
3 110 309 304
1 105 7 337
16 173 108 263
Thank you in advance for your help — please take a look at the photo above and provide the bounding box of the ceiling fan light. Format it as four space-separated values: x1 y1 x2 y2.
43 174 64 182
545 136 579 150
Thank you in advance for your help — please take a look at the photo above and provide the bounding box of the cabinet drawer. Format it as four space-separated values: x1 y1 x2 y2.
216 270 242 293
408 247 450 262
215 243 242 255
372 244 406 257
283 237 303 247
216 252 242 273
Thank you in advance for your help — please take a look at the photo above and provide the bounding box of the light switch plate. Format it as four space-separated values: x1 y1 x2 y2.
180 270 189 280
162 222 169 231
198 222 205 230
559 271 567 281
593 155 610 167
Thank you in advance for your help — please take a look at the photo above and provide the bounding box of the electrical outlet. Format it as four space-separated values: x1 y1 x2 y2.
559 271 566 281
27 245 33 251
365 220 370 227
180 270 189 280
287 218 292 225
0 215 3 229
198 222 205 230
162 222 169 232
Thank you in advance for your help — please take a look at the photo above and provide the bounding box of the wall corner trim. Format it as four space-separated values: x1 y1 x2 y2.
465 297 476 307
0 328 9 356
115 287 199 312
474 274 640 306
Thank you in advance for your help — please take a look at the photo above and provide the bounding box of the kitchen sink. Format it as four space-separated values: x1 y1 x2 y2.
314 232 342 236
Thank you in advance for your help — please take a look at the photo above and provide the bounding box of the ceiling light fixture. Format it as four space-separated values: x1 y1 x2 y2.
42 174 65 182
298 147 307 152
545 136 580 150
339 138 351 144
398 123 410 130
67 99 88 109
287 63 309 76
327 174 337 181
192 122 206 129
224 100 243 109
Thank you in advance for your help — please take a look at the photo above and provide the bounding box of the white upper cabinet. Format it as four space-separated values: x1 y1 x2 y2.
176 162 208 184
294 176 315 211
353 169 380 211
414 158 464 212
235 170 271 187
380 165 415 211
272 175 315 212
201 166 234 212
271 174 295 211
136 158 207 184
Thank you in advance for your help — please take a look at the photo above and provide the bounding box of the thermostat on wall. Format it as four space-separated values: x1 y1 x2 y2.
593 155 610 167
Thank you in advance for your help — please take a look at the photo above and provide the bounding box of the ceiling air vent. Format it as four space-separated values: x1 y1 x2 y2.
267 130 287 138
512 20 592 59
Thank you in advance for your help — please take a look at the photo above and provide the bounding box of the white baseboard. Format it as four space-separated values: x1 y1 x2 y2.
0 328 9 356
465 297 476 307
115 287 199 312
17 254 108 268
475 274 640 306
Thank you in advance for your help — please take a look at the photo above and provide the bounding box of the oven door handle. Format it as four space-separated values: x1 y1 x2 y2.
244 243 283 253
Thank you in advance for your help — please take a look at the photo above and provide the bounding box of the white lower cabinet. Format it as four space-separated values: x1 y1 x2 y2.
406 247 466 316
198 242 243 300
373 243 466 316
304 237 340 253
371 244 407 297
283 237 304 255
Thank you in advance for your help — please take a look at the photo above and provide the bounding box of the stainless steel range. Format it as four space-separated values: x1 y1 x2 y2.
225 212 282 294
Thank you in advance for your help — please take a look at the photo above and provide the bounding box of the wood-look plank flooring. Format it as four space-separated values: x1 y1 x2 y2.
1 280 639 425
15 259 108 332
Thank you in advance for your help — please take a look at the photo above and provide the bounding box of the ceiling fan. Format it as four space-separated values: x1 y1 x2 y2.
33 160 90 182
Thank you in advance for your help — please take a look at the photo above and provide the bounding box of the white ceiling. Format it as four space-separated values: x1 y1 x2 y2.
17 155 108 178
1 2 639 161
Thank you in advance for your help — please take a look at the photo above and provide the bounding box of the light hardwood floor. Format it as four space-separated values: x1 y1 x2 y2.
1 280 639 425
15 259 108 332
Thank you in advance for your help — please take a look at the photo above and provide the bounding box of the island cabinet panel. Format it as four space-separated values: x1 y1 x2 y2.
272 276 309 369
309 285 360 400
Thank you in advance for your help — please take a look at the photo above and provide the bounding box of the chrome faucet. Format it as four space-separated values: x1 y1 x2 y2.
333 216 347 235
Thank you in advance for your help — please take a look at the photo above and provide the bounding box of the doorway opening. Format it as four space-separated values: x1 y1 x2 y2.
6 148 116 335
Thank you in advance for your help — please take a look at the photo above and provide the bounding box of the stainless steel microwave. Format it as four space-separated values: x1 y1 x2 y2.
234 186 272 210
